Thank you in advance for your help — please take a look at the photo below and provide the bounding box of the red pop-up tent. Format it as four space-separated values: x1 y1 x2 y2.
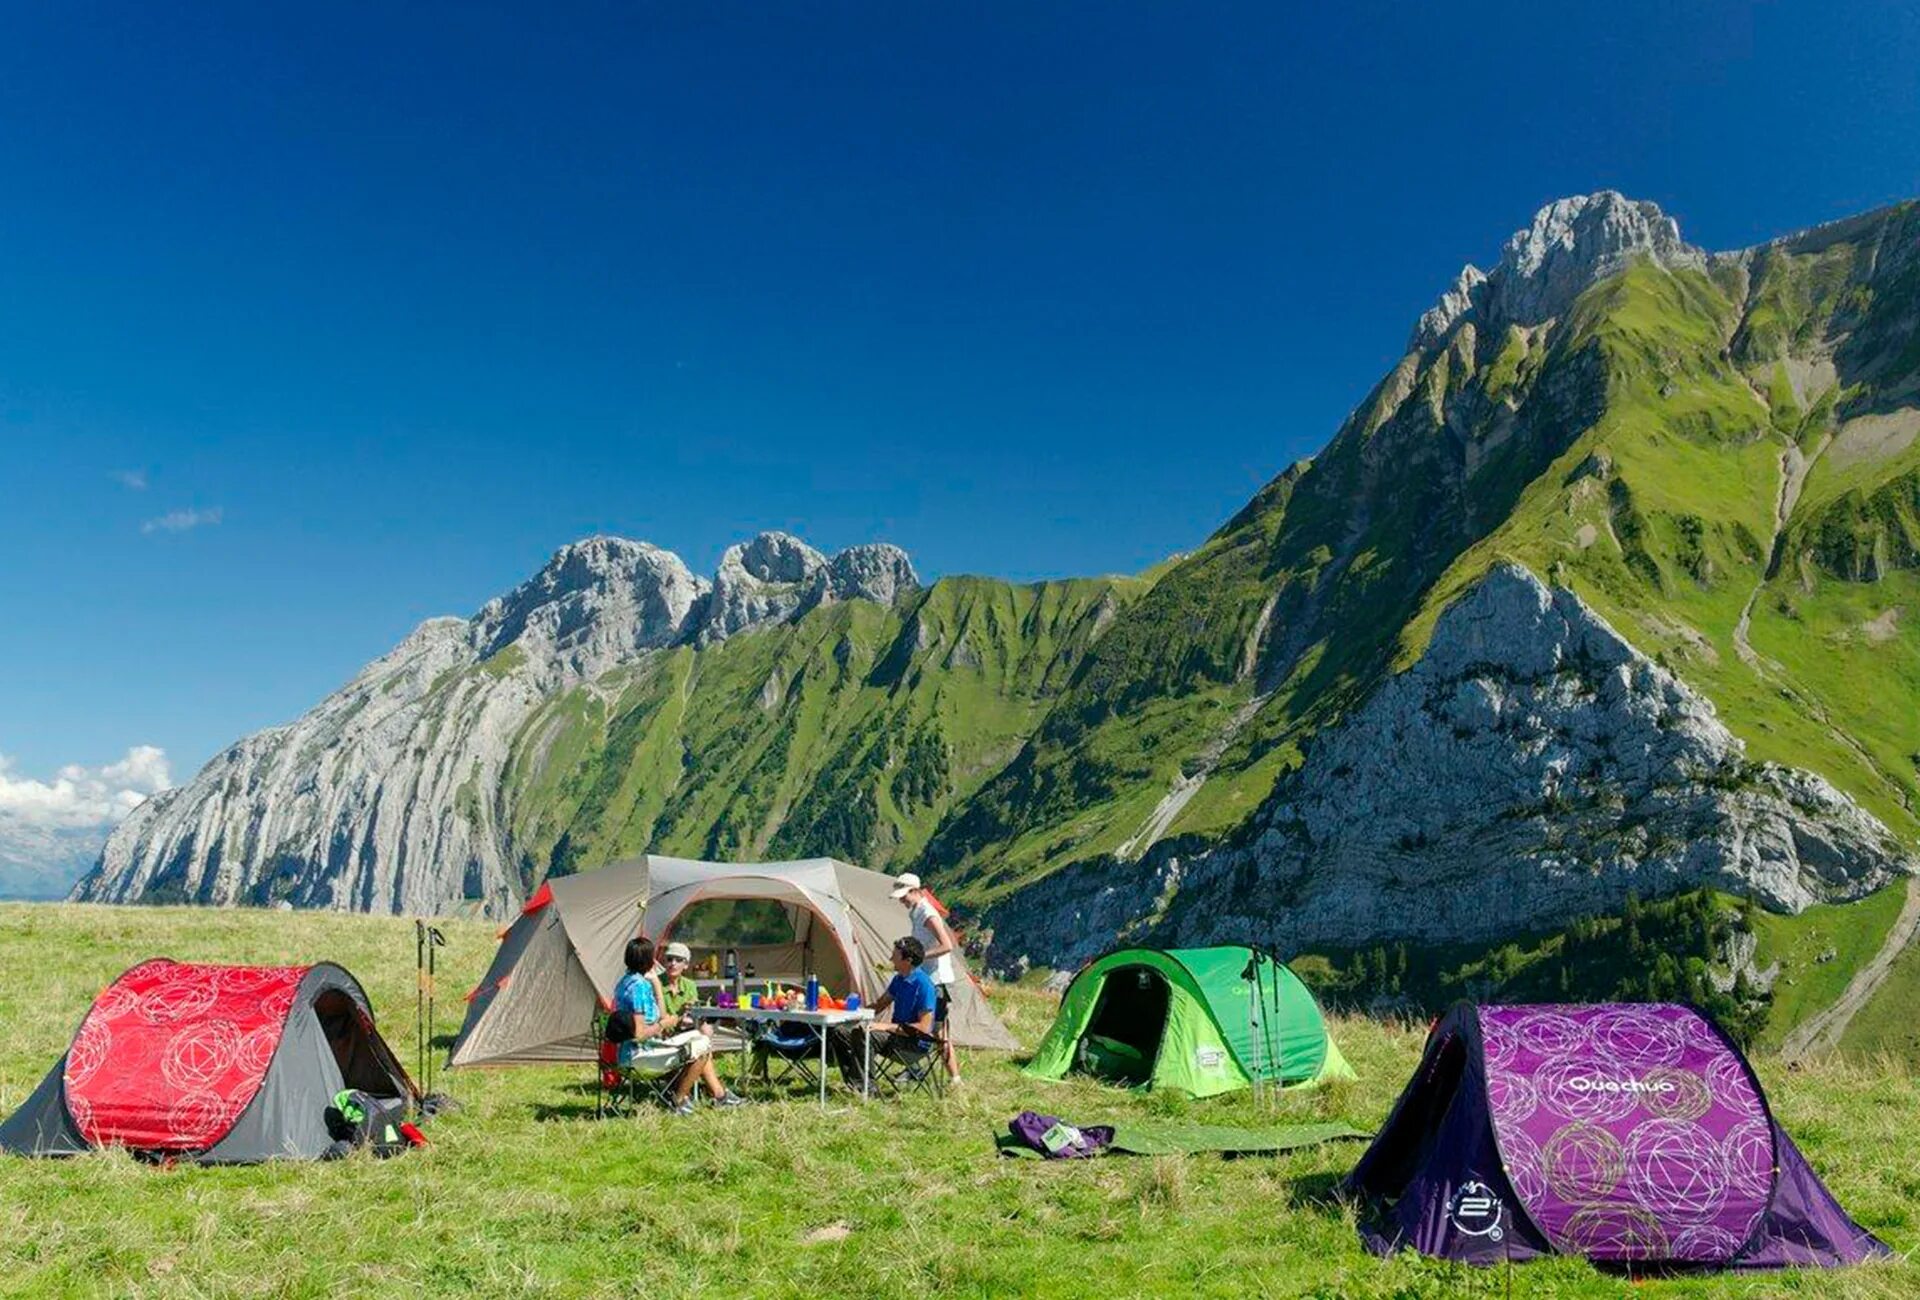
0 958 416 1164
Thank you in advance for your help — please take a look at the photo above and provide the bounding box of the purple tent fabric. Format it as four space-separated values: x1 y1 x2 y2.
1345 1003 1887 1270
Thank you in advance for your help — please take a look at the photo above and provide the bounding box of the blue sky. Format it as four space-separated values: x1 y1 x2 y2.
3 1 1918 786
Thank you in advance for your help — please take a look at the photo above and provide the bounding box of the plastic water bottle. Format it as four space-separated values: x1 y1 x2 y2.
806 975 820 1011
725 947 742 1002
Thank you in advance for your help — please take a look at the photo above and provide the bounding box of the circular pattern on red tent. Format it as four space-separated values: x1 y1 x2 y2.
62 959 312 1152
161 1018 241 1091
166 1091 234 1148
138 978 218 1026
236 1024 281 1076
66 1018 112 1086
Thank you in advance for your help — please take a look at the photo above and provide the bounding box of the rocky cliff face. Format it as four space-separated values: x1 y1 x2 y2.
983 565 1911 972
73 532 920 915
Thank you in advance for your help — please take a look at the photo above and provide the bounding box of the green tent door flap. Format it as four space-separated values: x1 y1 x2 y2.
1023 946 1354 1098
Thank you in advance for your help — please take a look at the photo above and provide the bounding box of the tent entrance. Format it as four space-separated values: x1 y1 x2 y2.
313 989 411 1098
1077 966 1171 1085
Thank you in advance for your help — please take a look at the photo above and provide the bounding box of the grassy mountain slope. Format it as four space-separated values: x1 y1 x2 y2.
923 201 1920 921
496 574 1140 888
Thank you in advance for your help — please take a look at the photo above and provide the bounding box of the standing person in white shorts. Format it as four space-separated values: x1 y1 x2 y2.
892 873 962 1086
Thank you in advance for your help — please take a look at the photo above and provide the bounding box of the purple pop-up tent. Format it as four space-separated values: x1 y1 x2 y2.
1345 1003 1887 1270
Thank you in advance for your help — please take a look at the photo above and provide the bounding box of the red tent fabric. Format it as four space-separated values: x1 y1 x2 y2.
63 959 310 1150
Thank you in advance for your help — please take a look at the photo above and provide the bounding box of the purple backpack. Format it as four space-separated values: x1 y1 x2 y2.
1008 1111 1115 1159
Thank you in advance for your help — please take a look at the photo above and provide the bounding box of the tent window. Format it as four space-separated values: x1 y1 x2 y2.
1078 967 1170 1084
669 899 791 945
313 990 404 1097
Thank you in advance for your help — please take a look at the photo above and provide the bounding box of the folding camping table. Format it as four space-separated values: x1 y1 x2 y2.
690 1005 874 1108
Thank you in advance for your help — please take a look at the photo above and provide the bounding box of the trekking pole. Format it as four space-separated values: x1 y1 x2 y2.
1242 953 1263 1108
425 925 447 1096
414 920 426 1091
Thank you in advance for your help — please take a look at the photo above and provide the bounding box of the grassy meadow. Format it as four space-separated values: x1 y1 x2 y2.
2 902 1917 1298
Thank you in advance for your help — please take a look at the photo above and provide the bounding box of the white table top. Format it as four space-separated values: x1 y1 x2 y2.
690 1004 875 1026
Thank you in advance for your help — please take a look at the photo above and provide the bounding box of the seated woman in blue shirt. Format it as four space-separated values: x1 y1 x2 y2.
613 937 745 1115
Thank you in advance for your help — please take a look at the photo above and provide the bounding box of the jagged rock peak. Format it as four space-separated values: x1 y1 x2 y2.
1410 191 1706 350
1409 264 1487 351
697 531 920 644
475 536 708 680
824 543 919 606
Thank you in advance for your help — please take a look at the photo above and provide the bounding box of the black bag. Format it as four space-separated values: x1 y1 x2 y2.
323 1089 413 1158
604 1008 637 1045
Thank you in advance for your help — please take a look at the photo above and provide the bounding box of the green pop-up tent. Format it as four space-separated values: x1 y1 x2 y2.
1024 946 1353 1098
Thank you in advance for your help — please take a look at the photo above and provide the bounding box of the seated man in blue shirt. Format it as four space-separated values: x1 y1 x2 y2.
829 936 937 1087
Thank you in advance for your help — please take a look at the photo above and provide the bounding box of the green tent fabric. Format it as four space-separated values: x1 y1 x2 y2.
1023 946 1355 1098
994 1119 1371 1158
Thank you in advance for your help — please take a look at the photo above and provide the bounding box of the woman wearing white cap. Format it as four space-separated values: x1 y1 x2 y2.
891 873 961 1085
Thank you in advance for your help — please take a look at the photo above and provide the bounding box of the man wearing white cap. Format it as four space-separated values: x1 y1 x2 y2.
891 873 962 1085
658 942 701 1023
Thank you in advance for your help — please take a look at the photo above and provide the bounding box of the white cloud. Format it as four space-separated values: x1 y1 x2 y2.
113 468 149 490
0 745 171 829
141 506 223 535
0 747 172 898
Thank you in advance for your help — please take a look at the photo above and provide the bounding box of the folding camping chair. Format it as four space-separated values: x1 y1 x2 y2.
870 997 949 1100
870 1028 945 1098
750 1020 824 1094
593 1009 701 1117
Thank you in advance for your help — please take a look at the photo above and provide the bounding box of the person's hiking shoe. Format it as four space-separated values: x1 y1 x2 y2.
712 1092 748 1108
669 1099 697 1117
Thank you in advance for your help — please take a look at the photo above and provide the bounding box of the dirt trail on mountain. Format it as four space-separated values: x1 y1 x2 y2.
1782 875 1920 1061
1733 434 1830 670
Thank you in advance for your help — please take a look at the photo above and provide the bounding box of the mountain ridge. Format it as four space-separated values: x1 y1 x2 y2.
75 192 1920 1048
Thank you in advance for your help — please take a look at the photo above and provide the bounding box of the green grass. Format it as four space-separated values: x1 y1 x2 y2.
2 903 1916 1298
1841 928 1920 1058
1746 881 1910 1051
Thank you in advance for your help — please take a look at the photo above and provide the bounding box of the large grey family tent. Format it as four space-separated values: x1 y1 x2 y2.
1023 946 1353 1098
1 958 416 1164
449 854 1019 1067
1345 1002 1887 1269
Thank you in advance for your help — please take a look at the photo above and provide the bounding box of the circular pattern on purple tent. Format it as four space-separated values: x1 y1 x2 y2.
1487 1071 1539 1126
1501 1127 1547 1204
1589 1004 1686 1069
1543 1122 1625 1200
1626 1119 1730 1223
1723 1118 1775 1198
1538 1058 1642 1123
1561 1203 1670 1260
1672 1223 1747 1261
1477 1003 1774 1265
1515 1009 1588 1060
1640 1067 1712 1122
